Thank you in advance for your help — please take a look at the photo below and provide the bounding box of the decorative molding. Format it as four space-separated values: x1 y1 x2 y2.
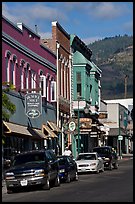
2 32 56 72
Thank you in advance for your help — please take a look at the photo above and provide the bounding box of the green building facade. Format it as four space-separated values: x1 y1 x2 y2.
70 34 102 158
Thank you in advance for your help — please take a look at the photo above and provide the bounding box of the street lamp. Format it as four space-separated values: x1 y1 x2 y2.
77 96 80 155
77 96 90 155
119 106 122 160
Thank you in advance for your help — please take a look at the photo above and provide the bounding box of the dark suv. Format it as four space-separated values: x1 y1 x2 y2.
4 149 60 193
92 146 118 170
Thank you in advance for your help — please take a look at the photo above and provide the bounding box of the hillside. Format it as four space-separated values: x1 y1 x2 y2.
87 35 133 100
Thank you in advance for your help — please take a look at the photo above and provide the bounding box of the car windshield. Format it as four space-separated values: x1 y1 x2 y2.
76 154 96 161
93 148 110 156
12 153 45 166
57 157 66 165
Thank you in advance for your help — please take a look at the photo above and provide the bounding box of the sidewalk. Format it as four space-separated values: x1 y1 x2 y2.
118 153 133 160
2 179 7 195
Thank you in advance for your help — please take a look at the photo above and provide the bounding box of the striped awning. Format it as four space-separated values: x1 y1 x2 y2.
3 121 47 139
42 124 58 138
47 121 61 133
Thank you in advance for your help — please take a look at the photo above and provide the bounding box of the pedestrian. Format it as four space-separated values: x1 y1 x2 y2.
62 146 72 157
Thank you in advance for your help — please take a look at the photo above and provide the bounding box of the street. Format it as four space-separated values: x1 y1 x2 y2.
2 158 133 202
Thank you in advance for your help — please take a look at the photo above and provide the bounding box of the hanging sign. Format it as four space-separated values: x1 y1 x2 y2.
25 93 42 118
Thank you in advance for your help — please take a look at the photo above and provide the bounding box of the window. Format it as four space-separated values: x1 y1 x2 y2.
40 75 46 97
50 81 56 102
5 50 11 83
10 55 17 86
20 59 25 90
31 71 36 93
76 72 81 96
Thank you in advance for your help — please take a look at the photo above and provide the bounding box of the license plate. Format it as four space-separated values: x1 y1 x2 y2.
20 180 28 186
81 168 86 171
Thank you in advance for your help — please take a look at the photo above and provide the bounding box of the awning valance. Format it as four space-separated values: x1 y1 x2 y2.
47 121 61 133
3 121 47 139
42 124 58 138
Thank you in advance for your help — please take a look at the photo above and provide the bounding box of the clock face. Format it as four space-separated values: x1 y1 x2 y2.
69 121 76 131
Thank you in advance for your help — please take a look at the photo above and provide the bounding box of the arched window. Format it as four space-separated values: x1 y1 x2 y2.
50 78 56 102
10 54 17 86
46 74 50 101
20 59 25 90
31 70 36 93
5 50 11 83
39 69 46 97
24 62 30 93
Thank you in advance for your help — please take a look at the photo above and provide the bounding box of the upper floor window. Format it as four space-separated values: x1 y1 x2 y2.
39 70 46 97
5 50 11 83
50 81 56 102
76 72 82 97
20 59 25 90
10 54 17 86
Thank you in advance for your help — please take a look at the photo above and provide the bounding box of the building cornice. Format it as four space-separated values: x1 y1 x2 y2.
2 32 56 72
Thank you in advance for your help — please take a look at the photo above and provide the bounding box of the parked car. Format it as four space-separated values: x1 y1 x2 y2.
92 146 118 170
57 155 78 183
75 152 104 174
4 149 60 193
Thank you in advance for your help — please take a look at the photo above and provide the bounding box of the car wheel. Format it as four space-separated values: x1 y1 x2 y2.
7 187 17 194
101 166 104 172
54 175 60 187
73 172 79 181
108 162 113 170
7 187 13 194
114 162 118 169
66 173 71 183
42 177 50 190
96 169 100 174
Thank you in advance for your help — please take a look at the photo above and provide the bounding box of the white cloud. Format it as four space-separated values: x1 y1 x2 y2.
88 2 128 20
2 3 66 25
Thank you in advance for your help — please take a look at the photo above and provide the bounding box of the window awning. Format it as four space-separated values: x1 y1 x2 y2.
3 121 47 139
42 124 58 138
47 121 61 133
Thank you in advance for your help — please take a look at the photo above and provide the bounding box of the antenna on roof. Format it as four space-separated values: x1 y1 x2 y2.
35 25 38 34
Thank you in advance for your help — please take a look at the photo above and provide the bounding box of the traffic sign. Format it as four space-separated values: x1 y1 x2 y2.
118 135 123 140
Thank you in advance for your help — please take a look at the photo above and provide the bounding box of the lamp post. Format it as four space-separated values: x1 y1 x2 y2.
119 106 122 159
77 97 80 155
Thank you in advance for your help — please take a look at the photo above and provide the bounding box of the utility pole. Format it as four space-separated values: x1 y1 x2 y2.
124 75 128 99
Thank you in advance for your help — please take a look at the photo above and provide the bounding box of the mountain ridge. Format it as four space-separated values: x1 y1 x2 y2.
87 35 133 100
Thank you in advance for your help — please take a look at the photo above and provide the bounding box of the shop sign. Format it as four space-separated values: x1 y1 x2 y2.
25 93 42 118
118 135 123 140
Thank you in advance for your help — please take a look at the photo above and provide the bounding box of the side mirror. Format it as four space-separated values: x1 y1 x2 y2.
98 157 102 160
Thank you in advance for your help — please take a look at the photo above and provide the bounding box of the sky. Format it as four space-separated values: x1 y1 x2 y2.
2 2 133 44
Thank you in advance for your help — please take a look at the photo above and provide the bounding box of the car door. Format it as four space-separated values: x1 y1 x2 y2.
97 153 103 170
67 157 76 179
45 151 57 180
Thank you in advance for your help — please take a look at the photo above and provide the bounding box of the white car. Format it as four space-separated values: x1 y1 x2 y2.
76 152 104 174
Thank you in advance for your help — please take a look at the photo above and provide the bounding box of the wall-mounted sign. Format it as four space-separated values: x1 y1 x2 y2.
69 121 76 132
25 93 42 118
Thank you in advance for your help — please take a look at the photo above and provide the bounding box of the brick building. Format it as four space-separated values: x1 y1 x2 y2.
41 21 71 153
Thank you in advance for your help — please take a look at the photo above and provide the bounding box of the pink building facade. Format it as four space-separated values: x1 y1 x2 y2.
2 15 56 102
2 15 61 156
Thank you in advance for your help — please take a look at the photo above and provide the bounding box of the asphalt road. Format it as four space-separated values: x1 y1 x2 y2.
2 158 133 202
